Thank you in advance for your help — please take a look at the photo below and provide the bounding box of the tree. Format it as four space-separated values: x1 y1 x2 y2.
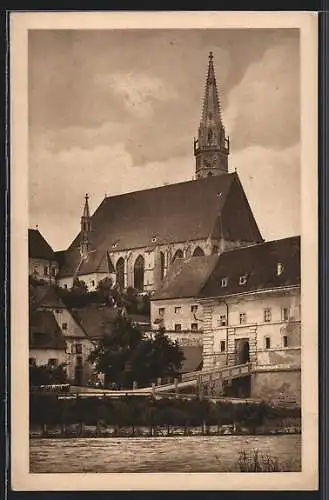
29 362 68 386
88 315 184 389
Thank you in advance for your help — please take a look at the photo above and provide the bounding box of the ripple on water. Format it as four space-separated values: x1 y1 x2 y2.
30 434 301 473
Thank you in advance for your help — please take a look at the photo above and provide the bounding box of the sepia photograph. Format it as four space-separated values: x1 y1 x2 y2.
10 11 318 491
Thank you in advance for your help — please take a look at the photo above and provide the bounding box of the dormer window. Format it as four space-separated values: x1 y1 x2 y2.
239 275 248 286
151 236 157 243
220 277 228 287
277 262 284 276
112 241 119 249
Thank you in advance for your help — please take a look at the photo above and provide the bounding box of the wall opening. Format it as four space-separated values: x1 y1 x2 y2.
134 254 145 292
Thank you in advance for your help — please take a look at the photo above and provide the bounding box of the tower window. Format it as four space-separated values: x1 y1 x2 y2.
207 129 213 144
220 277 228 287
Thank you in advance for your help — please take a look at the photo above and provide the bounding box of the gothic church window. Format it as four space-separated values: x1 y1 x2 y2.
207 129 213 144
134 255 145 292
172 249 183 263
160 251 165 280
193 246 205 257
116 257 125 290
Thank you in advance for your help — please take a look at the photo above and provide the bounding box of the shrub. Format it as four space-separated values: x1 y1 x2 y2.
237 448 280 472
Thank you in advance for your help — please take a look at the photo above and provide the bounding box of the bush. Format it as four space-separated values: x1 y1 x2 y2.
237 448 280 472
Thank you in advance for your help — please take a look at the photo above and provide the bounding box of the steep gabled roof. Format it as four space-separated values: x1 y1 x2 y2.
31 283 65 309
152 255 219 301
30 310 66 350
71 305 117 340
59 173 263 278
28 229 55 260
200 236 300 298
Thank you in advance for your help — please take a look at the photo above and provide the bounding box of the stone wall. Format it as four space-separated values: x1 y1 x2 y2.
251 369 301 406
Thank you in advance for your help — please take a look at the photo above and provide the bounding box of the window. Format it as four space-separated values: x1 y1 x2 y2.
160 252 165 280
277 262 284 276
48 358 58 367
174 324 182 332
43 266 48 276
134 255 145 292
220 341 226 352
75 343 83 354
264 337 271 349
51 267 57 277
174 306 181 314
239 275 248 285
33 265 39 274
220 277 228 287
151 236 157 243
191 305 198 314
64 284 68 289
172 249 184 263
158 308 165 317
264 308 272 322
76 356 83 367
219 314 227 327
192 246 205 257
116 257 125 290
283 335 288 348
239 313 247 324
91 280 95 287
29 357 36 366
62 322 67 331
191 323 198 332
282 307 289 321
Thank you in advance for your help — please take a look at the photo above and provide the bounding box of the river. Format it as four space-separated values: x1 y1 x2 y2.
30 434 301 473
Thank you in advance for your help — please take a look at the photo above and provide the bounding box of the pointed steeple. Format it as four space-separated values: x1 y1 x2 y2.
194 52 230 179
80 193 91 258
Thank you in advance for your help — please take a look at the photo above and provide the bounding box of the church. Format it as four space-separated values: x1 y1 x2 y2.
57 52 264 292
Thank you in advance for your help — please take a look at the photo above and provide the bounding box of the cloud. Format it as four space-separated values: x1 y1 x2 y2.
230 143 300 240
29 139 193 249
224 43 300 150
94 72 178 118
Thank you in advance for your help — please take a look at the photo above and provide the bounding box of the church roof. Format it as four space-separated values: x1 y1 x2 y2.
200 236 300 298
28 228 55 261
30 310 66 350
59 173 263 278
151 236 300 302
31 283 65 309
152 255 219 301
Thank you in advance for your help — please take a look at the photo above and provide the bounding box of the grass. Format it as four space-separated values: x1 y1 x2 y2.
237 448 281 472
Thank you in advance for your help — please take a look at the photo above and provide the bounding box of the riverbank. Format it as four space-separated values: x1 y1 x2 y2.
30 422 301 439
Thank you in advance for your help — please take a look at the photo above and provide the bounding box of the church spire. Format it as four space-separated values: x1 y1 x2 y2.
194 51 230 179
80 193 91 258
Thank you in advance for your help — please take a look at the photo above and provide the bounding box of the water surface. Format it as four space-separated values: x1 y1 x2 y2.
30 434 301 473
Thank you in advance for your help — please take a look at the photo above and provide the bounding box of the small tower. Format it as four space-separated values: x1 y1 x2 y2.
80 193 91 259
194 52 230 179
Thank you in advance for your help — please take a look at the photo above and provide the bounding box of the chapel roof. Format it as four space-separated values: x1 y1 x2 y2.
29 310 66 350
59 173 263 278
28 228 55 261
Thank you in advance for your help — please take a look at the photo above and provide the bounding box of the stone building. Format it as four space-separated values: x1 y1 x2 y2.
56 52 263 292
151 236 301 404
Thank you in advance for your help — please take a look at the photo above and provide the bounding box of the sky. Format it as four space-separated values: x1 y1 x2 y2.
28 28 300 251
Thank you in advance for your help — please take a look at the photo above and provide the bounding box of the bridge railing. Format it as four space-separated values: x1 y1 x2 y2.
181 362 253 383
